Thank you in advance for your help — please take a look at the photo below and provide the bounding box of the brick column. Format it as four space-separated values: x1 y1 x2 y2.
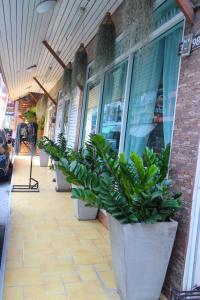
163 10 200 296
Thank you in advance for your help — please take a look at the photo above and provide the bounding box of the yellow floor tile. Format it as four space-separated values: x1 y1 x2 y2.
94 263 112 272
73 251 105 264
67 281 108 300
62 271 81 283
5 267 42 286
23 285 44 299
41 263 75 274
78 265 98 281
3 287 23 300
4 156 116 300
43 274 65 293
98 271 116 289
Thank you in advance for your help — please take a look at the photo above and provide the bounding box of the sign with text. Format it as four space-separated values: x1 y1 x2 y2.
5 100 15 116
179 33 200 56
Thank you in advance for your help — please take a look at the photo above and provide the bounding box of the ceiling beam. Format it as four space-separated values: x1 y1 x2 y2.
176 0 194 23
33 77 56 105
28 92 38 104
42 40 66 69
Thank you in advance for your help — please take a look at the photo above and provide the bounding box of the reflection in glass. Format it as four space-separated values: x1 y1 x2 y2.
100 60 128 152
83 81 101 143
63 99 70 140
125 27 182 157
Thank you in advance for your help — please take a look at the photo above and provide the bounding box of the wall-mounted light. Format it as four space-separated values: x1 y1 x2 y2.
36 0 57 14
26 65 37 72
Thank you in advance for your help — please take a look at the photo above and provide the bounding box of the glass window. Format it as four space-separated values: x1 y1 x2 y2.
63 99 70 139
100 60 128 152
124 26 182 158
82 81 101 143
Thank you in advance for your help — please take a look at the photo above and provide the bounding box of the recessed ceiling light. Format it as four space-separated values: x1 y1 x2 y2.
36 0 57 14
26 65 37 72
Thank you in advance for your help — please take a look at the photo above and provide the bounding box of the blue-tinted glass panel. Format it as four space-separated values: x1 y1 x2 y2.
100 60 128 151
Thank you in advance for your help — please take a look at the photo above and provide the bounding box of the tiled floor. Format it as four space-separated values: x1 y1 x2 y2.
3 156 120 300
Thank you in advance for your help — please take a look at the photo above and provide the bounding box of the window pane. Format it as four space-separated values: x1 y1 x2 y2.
100 60 128 151
63 100 70 139
82 81 101 143
125 27 182 158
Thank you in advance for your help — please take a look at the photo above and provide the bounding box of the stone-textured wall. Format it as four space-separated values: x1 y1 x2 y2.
163 10 200 297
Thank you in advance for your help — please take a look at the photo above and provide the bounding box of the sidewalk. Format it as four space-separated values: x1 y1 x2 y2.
3 156 119 300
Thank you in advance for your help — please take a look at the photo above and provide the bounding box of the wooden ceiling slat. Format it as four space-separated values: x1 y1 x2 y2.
36 0 76 82
43 0 109 86
10 0 18 91
0 0 14 90
20 0 31 99
16 0 23 99
47 0 121 86
0 0 123 100
22 0 36 98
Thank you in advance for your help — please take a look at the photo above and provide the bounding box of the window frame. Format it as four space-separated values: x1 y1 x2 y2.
79 10 184 154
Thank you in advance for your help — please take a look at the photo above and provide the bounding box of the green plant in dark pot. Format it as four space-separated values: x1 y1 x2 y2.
59 134 181 300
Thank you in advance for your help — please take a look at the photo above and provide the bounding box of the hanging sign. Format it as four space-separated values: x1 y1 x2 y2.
179 33 200 56
5 100 15 116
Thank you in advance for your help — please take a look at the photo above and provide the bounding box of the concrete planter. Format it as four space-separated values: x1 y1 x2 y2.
73 198 98 220
108 215 178 300
55 169 71 192
39 149 49 167
72 185 98 220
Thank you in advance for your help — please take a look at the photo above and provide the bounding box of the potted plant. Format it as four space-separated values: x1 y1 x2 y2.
37 115 45 139
37 137 49 167
24 107 37 123
59 134 181 300
58 142 100 220
37 134 71 191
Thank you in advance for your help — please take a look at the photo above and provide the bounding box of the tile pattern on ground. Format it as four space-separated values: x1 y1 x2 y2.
3 156 119 300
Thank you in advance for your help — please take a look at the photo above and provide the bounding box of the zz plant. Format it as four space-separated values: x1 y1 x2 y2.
59 134 181 224
37 133 75 162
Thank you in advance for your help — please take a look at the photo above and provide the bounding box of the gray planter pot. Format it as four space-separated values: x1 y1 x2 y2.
108 215 178 300
39 149 49 167
73 198 98 220
72 185 98 220
55 169 71 192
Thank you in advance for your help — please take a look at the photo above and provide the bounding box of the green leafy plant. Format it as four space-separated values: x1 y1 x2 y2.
24 109 36 123
59 134 181 224
37 133 74 162
38 115 45 130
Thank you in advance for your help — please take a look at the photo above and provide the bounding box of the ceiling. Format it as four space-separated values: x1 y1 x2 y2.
0 0 123 101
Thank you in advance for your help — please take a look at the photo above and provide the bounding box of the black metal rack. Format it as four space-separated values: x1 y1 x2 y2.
170 287 200 300
12 142 39 192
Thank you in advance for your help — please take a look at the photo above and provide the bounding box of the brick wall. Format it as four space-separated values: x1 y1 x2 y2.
163 10 200 297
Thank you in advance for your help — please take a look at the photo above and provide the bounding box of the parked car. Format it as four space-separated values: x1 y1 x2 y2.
0 129 12 181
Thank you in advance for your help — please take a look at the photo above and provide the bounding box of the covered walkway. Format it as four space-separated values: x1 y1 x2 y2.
3 156 118 300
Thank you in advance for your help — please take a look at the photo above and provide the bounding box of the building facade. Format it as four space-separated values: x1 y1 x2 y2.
42 0 200 298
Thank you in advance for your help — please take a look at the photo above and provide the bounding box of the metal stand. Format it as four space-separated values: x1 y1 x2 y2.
170 286 200 299
12 153 39 193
